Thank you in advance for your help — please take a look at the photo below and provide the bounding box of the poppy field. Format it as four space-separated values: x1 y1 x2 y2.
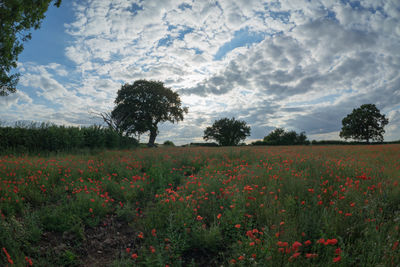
0 145 399 266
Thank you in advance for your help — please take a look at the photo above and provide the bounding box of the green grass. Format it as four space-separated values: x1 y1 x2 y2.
0 145 399 266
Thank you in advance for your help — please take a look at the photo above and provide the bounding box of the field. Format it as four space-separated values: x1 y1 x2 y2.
0 145 399 266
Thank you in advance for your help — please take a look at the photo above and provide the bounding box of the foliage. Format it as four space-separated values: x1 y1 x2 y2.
0 0 61 96
111 80 188 147
0 122 138 153
340 104 389 143
163 140 175 146
188 142 219 147
0 146 399 266
203 117 251 146
256 128 309 145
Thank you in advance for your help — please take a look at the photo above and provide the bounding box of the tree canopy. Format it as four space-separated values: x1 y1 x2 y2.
203 117 250 146
111 80 188 147
1 0 61 96
339 104 389 143
262 128 308 145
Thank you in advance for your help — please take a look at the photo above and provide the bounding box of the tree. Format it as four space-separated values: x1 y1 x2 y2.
91 111 125 136
339 104 389 143
1 0 61 96
263 128 285 145
163 140 175 146
263 128 309 145
203 117 251 146
111 80 188 147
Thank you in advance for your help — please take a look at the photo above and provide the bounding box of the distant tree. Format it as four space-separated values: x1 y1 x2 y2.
340 104 389 143
263 128 285 145
296 131 308 144
263 128 309 145
203 117 251 146
1 0 62 96
163 140 175 146
111 80 188 147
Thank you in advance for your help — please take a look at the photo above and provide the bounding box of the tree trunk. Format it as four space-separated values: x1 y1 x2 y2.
148 128 157 147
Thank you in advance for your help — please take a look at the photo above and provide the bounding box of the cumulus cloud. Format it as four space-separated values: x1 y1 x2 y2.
2 0 399 144
0 91 32 109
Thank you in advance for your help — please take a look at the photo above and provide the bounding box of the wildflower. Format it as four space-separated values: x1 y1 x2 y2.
149 246 156 253
89 208 93 213
392 241 399 250
304 240 312 246
277 241 288 247
335 247 342 255
306 253 318 259
238 255 245 260
138 232 144 239
292 241 302 251
196 215 203 221
151 228 157 237
325 239 338 245
289 252 301 261
235 224 241 229
126 248 131 253
217 213 222 219
2 247 13 265
25 256 33 266
131 253 138 259
333 255 341 262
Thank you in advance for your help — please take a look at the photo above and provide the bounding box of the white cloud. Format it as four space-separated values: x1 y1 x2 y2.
0 91 32 109
2 0 399 144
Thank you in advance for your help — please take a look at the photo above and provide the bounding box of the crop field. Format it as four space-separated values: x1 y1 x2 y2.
0 145 399 266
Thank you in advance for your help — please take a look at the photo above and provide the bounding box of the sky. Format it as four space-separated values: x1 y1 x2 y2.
1 0 399 145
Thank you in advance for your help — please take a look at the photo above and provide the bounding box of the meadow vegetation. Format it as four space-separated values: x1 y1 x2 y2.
0 145 399 266
0 123 138 154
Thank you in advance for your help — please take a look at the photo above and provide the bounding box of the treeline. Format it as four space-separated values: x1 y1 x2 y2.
310 140 400 145
0 122 138 153
252 128 310 146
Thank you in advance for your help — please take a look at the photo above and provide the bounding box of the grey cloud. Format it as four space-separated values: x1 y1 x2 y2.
286 105 348 134
281 107 307 112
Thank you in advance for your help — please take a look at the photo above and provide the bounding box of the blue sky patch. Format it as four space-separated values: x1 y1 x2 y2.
214 28 265 60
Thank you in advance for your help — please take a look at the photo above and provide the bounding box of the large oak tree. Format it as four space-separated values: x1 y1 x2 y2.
339 104 389 143
111 80 188 147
